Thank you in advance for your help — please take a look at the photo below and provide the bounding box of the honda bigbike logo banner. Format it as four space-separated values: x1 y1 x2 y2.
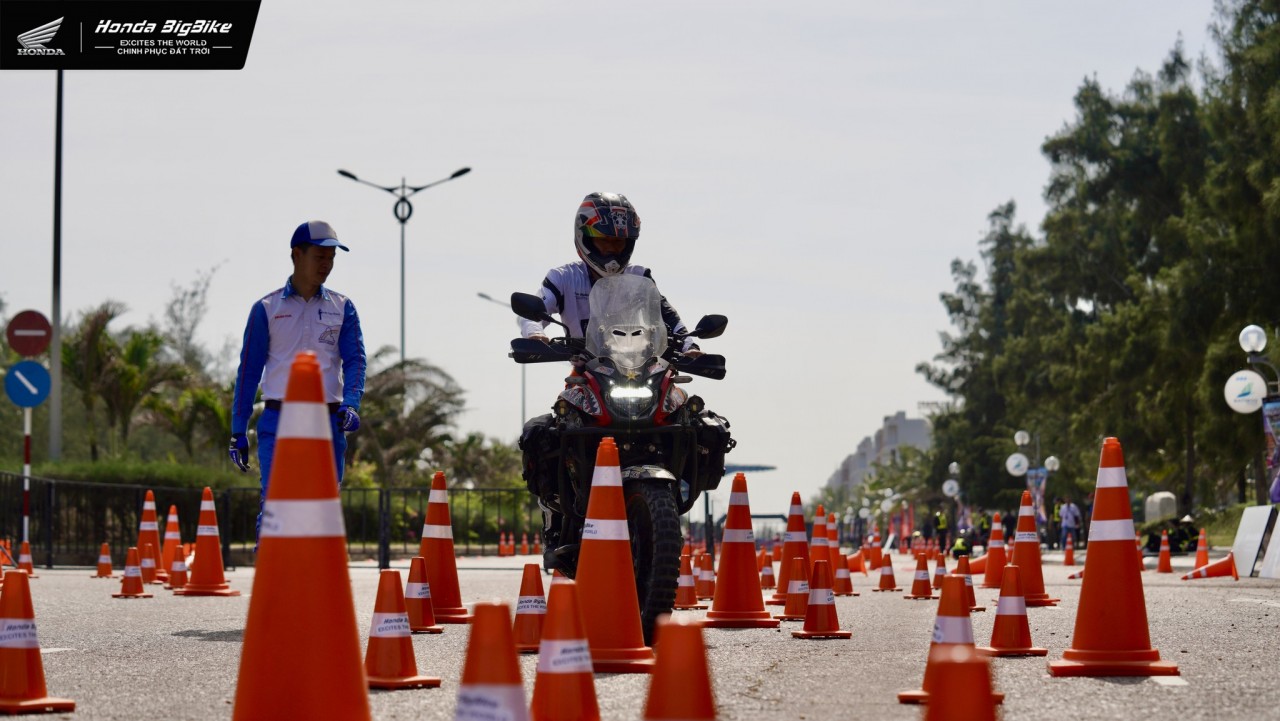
1 1 260 70
1263 396 1280 503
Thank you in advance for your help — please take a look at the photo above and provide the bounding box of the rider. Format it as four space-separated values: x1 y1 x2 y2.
520 191 700 356
518 191 700 566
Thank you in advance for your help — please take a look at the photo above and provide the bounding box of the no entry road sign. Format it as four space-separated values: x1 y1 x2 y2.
5 310 52 357
4 360 51 408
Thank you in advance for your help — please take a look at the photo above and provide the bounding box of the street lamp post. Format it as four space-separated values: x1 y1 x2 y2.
477 291 527 426
1012 429 1058 546
1238 324 1280 504
337 167 471 365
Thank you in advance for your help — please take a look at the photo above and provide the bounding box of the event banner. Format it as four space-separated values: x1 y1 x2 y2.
1 1 260 70
1264 396 1280 502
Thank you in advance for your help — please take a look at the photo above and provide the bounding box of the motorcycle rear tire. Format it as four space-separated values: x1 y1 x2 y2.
624 482 682 646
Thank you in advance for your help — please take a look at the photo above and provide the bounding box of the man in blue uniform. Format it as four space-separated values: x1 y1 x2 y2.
228 220 367 539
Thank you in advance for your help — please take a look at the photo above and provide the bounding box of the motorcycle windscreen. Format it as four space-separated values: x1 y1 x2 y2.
586 274 668 372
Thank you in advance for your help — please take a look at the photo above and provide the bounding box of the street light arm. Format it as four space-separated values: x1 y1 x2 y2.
1247 353 1280 392
336 169 399 195
407 167 471 196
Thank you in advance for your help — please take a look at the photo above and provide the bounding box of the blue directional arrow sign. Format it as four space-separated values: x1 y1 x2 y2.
4 361 51 408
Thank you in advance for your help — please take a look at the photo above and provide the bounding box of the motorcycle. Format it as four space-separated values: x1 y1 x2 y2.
509 274 735 643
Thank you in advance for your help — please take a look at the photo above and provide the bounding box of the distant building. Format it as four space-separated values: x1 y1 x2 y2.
826 411 932 493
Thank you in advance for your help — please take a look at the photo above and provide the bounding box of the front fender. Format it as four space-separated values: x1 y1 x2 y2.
621 465 678 483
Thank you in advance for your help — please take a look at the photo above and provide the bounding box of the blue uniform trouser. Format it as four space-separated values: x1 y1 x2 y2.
254 406 347 541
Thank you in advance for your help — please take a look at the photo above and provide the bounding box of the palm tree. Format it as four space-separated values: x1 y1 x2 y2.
99 328 187 453
61 302 125 461
349 346 465 487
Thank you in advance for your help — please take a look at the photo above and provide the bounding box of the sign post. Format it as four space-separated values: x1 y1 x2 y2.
5 310 53 547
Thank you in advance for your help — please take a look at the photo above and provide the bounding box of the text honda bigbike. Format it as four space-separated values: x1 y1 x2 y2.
510 274 735 642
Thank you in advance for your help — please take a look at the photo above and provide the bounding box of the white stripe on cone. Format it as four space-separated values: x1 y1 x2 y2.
260 499 345 538
1089 518 1136 542
536 639 593 674
582 519 629 541
369 612 411 638
277 402 332 440
931 616 975 644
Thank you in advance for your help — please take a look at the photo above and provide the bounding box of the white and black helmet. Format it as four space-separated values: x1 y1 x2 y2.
573 192 640 276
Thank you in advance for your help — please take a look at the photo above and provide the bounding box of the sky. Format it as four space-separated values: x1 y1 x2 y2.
0 1 1218 521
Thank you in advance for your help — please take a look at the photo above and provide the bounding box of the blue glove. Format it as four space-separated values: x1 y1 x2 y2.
229 433 250 472
337 405 360 432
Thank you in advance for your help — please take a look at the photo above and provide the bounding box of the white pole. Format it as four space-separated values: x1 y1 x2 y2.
23 407 32 543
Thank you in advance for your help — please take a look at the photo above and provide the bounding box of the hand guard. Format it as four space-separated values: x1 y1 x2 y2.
229 433 250 473
337 405 361 432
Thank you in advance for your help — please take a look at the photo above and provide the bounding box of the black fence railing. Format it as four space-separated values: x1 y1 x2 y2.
0 472 541 568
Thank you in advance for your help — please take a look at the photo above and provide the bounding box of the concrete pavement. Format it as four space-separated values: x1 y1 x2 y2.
15 550 1280 720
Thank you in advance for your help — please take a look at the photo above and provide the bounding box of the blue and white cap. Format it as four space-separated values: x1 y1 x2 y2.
290 220 349 251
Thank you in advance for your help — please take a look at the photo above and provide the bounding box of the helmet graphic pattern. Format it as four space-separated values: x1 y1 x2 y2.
574 191 640 276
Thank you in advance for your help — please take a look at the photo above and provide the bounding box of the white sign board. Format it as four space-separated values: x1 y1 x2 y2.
1259 525 1280 580
942 479 960 498
1005 453 1029 477
1231 505 1277 578
1224 369 1268 414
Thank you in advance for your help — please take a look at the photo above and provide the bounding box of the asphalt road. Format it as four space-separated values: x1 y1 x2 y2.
15 549 1280 721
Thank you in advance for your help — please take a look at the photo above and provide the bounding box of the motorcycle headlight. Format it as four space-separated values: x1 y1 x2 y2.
607 382 657 420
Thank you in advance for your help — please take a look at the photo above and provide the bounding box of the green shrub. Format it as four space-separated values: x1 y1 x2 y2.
27 459 254 490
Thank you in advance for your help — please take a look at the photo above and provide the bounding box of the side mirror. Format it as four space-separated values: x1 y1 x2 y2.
510 292 551 323
689 314 728 340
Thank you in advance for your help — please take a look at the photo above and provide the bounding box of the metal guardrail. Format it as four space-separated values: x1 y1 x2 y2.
0 472 541 568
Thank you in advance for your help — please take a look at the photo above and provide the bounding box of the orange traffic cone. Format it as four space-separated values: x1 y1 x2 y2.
767 492 810 606
1009 490 1057 606
674 555 707 610
1194 528 1209 569
513 562 548 653
976 564 1046 657
455 602 527 720
0 571 75 714
968 552 987 575
112 547 153 599
848 549 867 576
574 437 655 672
758 550 776 591
1064 534 1076 566
809 505 830 577
179 487 239 597
160 504 181 583
405 556 443 633
137 490 167 583
1156 530 1173 573
1182 552 1239 581
643 615 716 721
232 351 371 721
873 553 901 592
163 547 188 591
904 554 937 600
92 542 114 579
533 537 542 556
417 471 471 623
140 541 159 585
704 473 779 629
933 554 948 590
956 554 984 612
792 560 851 639
1048 437 1180 677
922 645 998 721
899 575 1003 705
1068 568 1085 580
774 557 810 621
530 579 598 721
16 541 35 578
696 551 716 601
520 532 530 556
980 512 1007 589
364 569 441 689
825 514 854 596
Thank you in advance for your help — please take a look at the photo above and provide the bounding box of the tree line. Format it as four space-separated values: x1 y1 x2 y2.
0 269 522 490
912 0 1280 517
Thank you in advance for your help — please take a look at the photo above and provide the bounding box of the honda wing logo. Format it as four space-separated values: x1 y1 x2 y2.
17 17 65 55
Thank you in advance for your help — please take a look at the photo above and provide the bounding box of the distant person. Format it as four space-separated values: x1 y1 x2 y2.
1002 510 1016 539
1059 496 1082 550
933 510 950 550
228 220 367 540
